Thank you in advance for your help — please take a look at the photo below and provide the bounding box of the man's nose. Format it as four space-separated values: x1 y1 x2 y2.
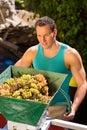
42 36 46 42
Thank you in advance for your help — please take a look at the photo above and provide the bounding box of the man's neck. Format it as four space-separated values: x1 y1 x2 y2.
43 41 61 58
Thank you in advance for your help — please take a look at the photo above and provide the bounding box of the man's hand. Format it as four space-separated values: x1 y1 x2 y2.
64 107 75 121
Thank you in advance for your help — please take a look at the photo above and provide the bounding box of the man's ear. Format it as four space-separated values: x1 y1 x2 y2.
53 28 57 37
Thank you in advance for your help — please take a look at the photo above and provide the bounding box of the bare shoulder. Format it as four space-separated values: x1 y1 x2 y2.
65 45 81 59
64 45 82 68
16 44 39 67
21 44 38 62
24 44 38 57
26 44 38 53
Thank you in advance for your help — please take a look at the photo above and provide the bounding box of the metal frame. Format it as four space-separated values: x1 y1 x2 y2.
40 118 87 130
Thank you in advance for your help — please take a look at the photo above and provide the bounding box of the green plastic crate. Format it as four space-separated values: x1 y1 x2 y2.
0 65 69 126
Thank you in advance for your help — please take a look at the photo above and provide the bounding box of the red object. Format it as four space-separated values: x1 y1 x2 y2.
48 125 66 130
0 114 7 128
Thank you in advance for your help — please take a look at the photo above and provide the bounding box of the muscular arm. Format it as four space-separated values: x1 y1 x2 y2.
15 45 38 67
65 48 87 120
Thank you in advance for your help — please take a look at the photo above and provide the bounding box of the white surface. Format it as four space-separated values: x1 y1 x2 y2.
8 121 37 130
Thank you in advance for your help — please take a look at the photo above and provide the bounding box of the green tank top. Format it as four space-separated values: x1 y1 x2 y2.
33 43 72 105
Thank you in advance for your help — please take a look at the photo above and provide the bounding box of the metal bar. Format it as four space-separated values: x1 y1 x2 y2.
51 119 87 130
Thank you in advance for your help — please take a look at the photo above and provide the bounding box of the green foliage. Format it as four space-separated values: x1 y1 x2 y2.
24 0 87 72
15 0 25 8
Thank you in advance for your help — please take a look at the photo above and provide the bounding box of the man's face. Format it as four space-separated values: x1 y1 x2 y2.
36 25 57 49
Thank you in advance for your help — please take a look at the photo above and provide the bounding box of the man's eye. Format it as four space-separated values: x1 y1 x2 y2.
45 34 49 36
37 35 41 37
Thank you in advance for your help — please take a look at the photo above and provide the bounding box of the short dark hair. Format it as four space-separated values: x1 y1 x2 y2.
35 16 56 32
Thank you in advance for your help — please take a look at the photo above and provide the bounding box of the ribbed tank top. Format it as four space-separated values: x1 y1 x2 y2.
33 43 72 105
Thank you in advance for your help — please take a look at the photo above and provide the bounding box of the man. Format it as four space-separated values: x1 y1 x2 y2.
15 16 87 121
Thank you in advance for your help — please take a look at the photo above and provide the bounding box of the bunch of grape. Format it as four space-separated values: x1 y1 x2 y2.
0 74 51 103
